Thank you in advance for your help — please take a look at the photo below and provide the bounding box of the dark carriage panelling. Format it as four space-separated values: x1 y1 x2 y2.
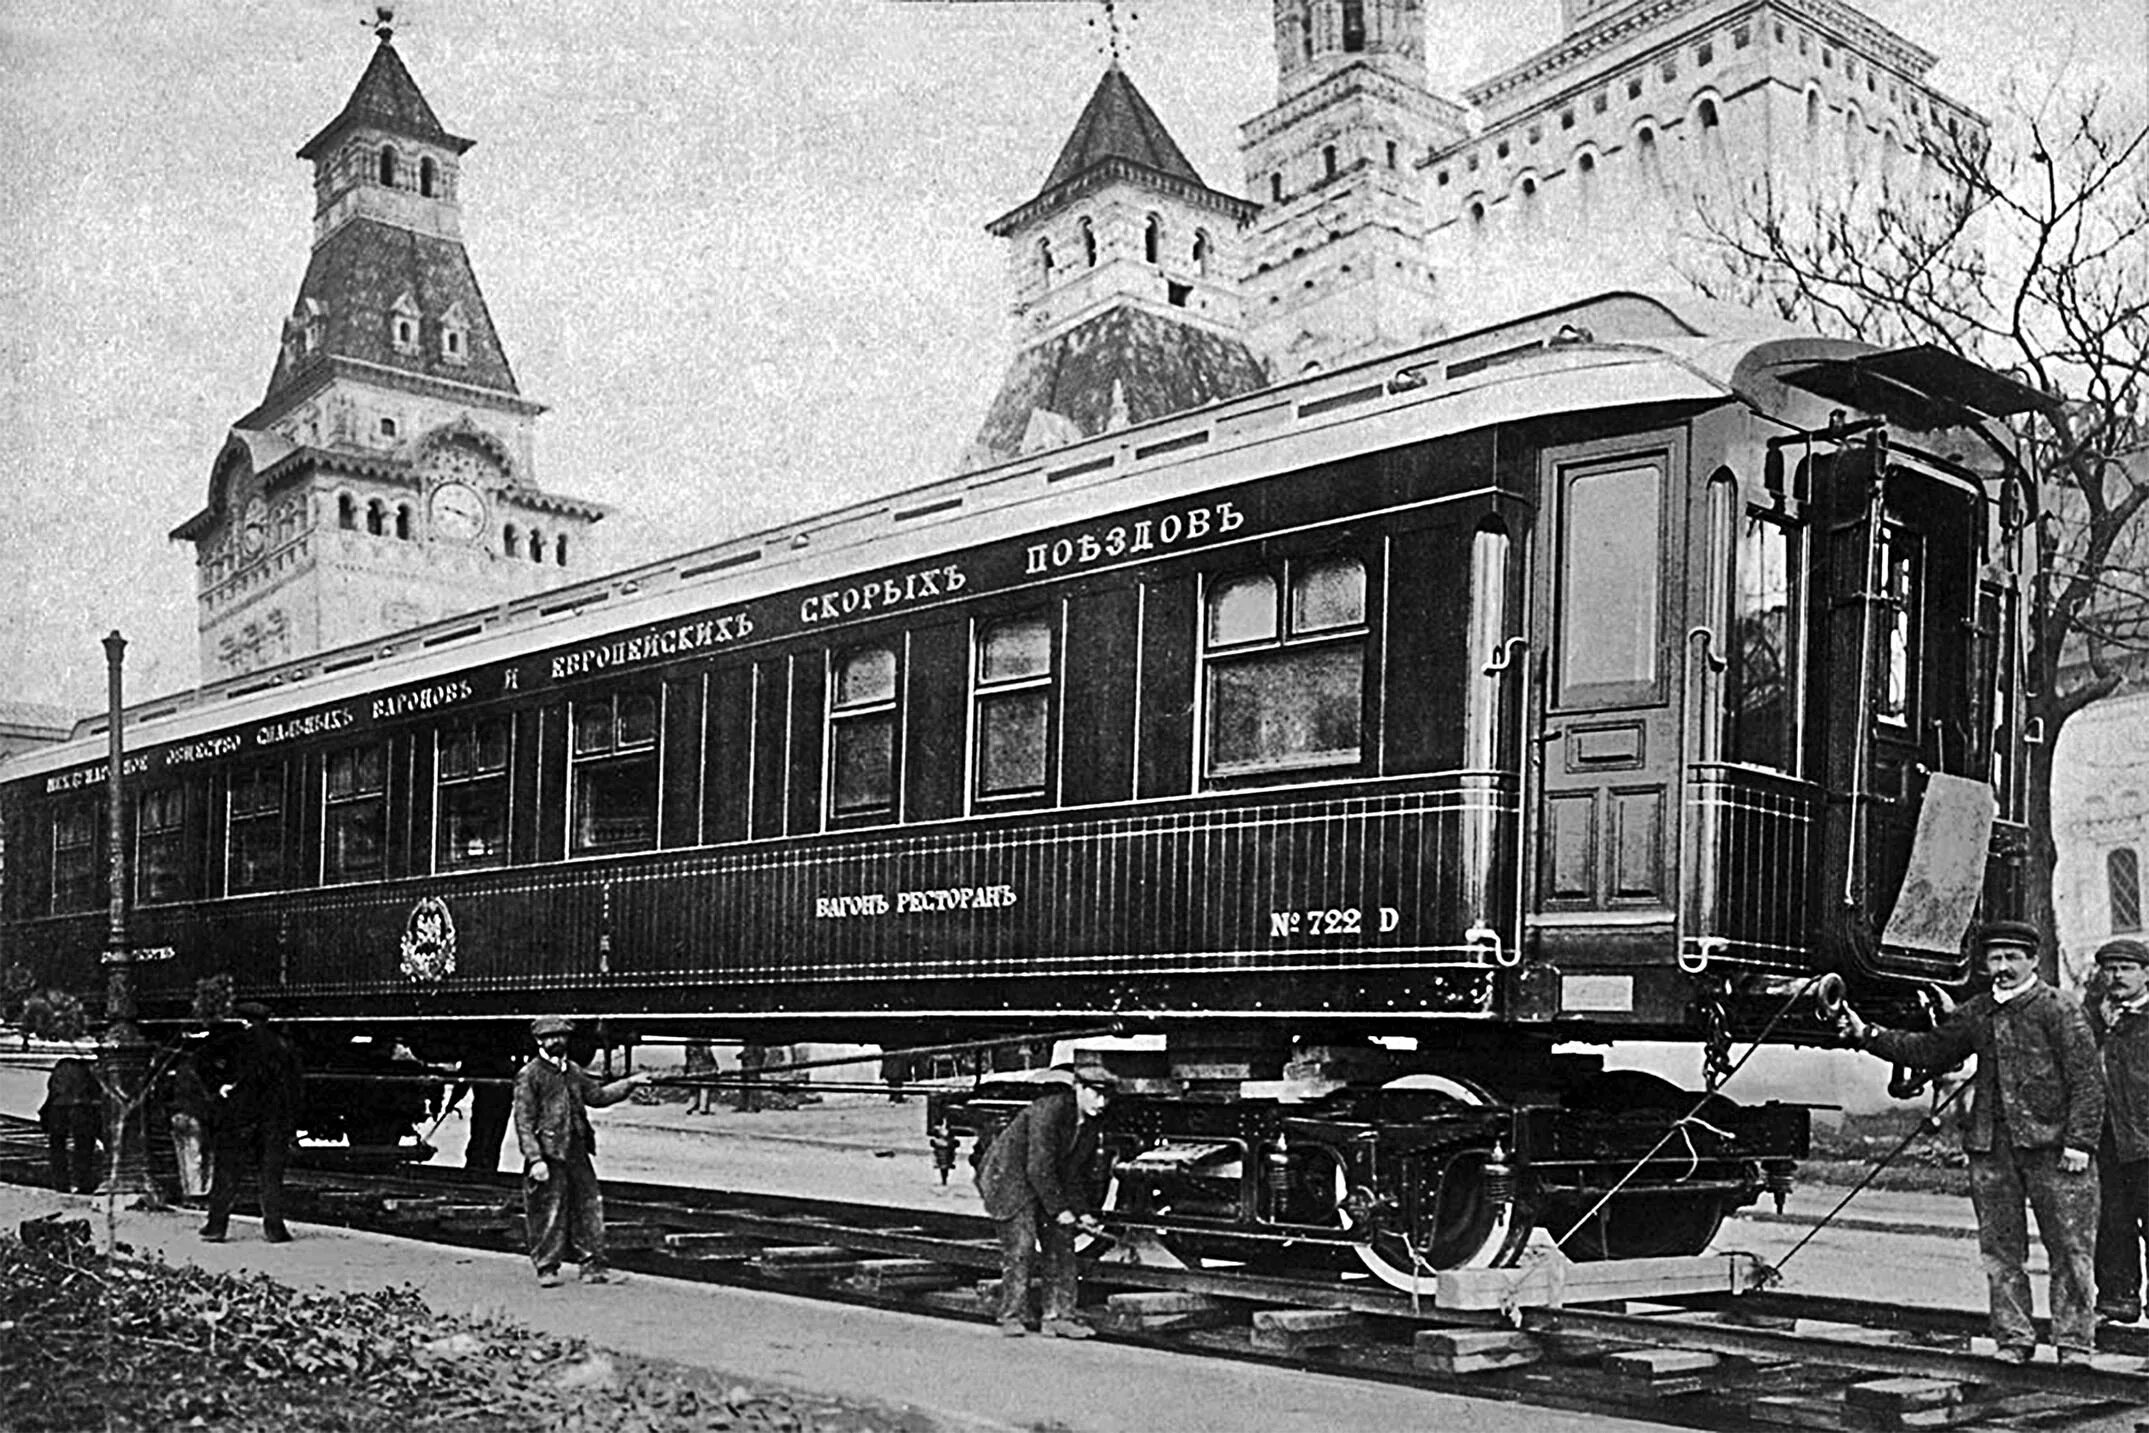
510 706 543 865
224 781 1495 1015
1688 765 1815 969
1062 587 1138 806
703 665 752 843
536 705 568 859
403 734 433 879
786 654 826 834
751 659 787 840
1137 578 1195 799
1383 523 1479 773
660 673 704 849
905 621 968 823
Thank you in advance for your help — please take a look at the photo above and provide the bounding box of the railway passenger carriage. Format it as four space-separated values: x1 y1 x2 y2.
0 292 2050 1280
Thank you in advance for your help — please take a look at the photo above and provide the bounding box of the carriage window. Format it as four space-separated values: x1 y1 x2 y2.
50 802 105 913
973 615 1053 803
1727 511 1803 771
830 645 901 818
2111 848 2143 934
1204 557 1366 777
322 743 388 884
227 763 285 893
1877 523 1922 728
437 715 511 869
1557 460 1663 706
136 786 188 904
570 690 660 854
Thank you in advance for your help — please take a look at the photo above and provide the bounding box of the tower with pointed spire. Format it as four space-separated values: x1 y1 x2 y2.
1239 0 1467 374
962 63 1268 470
171 12 604 679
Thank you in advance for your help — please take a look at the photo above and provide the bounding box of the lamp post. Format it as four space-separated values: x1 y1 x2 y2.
98 629 156 1201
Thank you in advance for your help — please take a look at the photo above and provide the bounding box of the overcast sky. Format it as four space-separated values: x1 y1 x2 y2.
1 0 2141 716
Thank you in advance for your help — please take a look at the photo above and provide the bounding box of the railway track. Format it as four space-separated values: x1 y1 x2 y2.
6 1114 2147 1432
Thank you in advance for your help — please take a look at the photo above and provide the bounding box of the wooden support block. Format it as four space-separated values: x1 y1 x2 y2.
1438 1252 1764 1311
1414 1328 1542 1375
758 1244 859 1274
1752 1393 1853 1429
1605 1347 1724 1396
1249 1309 1369 1352
604 1222 662 1251
1844 1378 1965 1415
841 1259 960 1294
661 1232 757 1259
1098 1291 1232 1332
379 1197 450 1215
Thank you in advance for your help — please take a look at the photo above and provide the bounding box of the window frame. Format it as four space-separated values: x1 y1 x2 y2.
1199 552 1371 784
827 642 903 823
1725 505 1807 773
321 741 390 886
135 783 190 906
2113 847 2144 935
567 688 662 857
969 611 1057 810
226 762 286 895
434 713 513 871
1551 452 1673 712
50 800 106 914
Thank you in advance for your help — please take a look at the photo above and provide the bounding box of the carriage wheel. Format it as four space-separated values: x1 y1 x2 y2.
1551 1069 1730 1260
1340 1074 1528 1293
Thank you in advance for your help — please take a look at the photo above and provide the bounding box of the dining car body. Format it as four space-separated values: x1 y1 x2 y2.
0 291 2051 1279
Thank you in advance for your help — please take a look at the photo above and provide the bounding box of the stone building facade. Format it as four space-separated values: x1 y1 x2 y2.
170 21 604 680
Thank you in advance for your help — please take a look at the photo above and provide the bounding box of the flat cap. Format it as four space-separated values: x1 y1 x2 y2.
234 1001 272 1021
2097 938 2149 967
1978 920 2043 951
530 1014 574 1038
1067 1064 1118 1090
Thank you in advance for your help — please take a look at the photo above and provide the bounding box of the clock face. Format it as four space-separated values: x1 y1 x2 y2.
429 481 486 543
242 497 267 556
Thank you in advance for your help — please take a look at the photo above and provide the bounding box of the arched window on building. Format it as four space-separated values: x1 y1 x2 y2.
419 156 436 197
1037 236 1054 282
528 529 545 563
338 493 357 531
366 499 385 537
378 146 398 187
1341 0 1366 51
1323 144 1338 179
395 503 412 541
1078 217 1097 267
1192 228 1212 277
555 534 569 567
1635 123 1661 183
1143 213 1162 264
1270 172 1284 204
503 523 518 557
1699 98 1720 130
1806 88 1822 141
2113 848 2144 933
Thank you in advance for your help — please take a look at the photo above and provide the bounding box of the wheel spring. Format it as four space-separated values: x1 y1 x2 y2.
1482 1140 1516 1207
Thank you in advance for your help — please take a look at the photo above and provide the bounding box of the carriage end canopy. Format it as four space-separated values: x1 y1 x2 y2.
1780 344 2060 427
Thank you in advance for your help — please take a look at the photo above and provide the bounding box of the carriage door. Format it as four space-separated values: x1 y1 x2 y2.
1528 434 1687 965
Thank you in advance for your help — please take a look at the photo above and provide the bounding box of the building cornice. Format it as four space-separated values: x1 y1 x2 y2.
249 355 548 431
1241 60 1470 149
987 158 1260 237
1466 0 1938 111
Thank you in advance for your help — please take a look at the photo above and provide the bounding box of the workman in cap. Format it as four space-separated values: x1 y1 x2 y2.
973 1064 1115 1338
200 1000 305 1244
512 1014 653 1288
1841 919 2104 1364
2089 937 2149 1325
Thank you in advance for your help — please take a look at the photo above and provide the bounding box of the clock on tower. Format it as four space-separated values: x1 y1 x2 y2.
421 439 505 544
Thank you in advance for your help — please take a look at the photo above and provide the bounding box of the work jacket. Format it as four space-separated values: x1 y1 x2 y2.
205 1024 305 1133
1867 980 2104 1155
2089 993 2149 1163
512 1055 639 1167
974 1085 1101 1222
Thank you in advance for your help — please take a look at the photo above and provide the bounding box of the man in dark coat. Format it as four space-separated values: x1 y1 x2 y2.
2088 937 2149 1325
513 1015 650 1288
974 1066 1114 1338
1843 920 2104 1364
201 1001 305 1243
39 1057 103 1194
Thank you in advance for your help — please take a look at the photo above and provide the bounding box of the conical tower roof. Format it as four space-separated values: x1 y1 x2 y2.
1039 62 1199 193
298 29 473 160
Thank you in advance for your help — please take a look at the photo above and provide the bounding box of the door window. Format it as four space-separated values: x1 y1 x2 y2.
1557 460 1664 707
